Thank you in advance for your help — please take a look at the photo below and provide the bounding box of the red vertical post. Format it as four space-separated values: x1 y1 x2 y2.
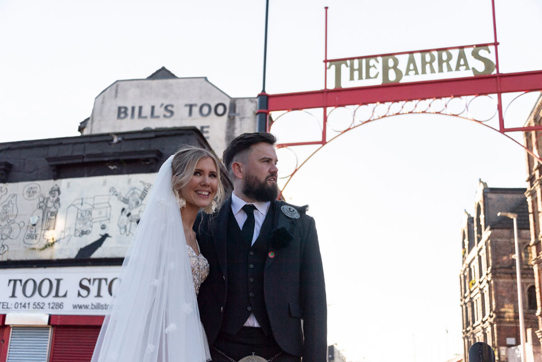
491 0 501 75
323 6 329 145
324 6 329 91
0 323 10 362
491 0 505 132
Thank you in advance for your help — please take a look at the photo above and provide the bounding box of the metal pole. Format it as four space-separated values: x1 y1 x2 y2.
262 0 269 92
499 212 527 362
512 217 527 362
490 0 506 133
491 0 500 75
322 6 328 145
324 6 328 91
256 0 270 132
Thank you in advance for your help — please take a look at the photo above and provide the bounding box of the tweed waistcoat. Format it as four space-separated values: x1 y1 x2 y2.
221 207 274 335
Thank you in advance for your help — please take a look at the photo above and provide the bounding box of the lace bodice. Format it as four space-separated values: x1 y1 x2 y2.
187 244 209 295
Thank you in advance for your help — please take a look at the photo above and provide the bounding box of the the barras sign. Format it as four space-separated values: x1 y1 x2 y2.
327 44 496 88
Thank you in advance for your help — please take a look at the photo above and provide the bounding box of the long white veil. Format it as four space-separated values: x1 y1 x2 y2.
91 156 210 362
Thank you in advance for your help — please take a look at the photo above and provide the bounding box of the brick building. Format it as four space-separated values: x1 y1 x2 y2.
523 94 542 348
460 181 539 362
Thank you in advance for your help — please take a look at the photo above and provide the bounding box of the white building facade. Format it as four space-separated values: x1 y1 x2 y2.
80 67 258 157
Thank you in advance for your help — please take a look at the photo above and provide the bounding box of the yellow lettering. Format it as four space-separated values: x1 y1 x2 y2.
421 52 436 74
349 59 363 81
471 46 495 76
382 56 403 84
364 57 379 80
455 48 471 71
437 50 453 73
405 54 419 76
328 60 348 88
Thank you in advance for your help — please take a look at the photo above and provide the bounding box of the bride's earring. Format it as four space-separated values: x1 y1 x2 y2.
176 194 186 209
204 200 217 214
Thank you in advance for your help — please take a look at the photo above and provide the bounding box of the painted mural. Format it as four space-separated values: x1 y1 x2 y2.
0 173 156 261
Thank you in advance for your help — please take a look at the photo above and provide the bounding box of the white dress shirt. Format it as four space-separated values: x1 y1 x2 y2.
231 193 270 246
230 192 270 327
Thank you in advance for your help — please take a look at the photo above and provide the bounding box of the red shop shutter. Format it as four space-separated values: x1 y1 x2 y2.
0 326 10 362
49 326 101 362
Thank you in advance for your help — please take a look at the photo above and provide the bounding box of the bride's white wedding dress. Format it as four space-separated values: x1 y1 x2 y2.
187 244 209 296
91 156 210 362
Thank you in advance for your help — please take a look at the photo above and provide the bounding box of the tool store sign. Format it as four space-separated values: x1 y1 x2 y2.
0 266 120 315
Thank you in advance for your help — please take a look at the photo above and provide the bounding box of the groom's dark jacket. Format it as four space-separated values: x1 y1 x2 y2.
195 198 327 361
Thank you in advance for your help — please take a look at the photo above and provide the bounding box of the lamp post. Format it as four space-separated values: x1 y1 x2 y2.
498 212 527 362
256 0 270 132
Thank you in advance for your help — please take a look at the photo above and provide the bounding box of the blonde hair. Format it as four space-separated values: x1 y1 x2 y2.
171 146 224 213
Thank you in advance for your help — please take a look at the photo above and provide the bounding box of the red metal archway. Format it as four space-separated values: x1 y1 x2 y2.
258 3 542 194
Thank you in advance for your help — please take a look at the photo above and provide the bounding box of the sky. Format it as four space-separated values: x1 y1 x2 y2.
2 0 542 361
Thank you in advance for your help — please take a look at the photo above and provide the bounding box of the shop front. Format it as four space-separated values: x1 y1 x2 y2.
0 266 118 361
0 127 214 361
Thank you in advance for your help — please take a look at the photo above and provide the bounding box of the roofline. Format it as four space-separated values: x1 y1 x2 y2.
0 126 206 151
484 187 527 192
93 75 242 100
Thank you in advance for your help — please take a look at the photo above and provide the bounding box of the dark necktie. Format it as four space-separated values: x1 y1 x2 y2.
242 204 256 246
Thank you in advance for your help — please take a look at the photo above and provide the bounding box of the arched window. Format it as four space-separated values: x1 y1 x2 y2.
528 286 537 310
523 247 533 266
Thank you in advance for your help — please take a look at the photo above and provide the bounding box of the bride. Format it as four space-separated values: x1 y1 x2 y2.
91 146 225 362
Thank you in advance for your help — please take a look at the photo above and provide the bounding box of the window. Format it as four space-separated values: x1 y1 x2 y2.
484 290 491 316
462 230 467 258
527 135 534 171
528 285 537 311
476 204 483 243
532 193 540 237
478 254 483 278
523 247 533 266
480 249 487 276
477 297 482 322
7 327 51 362
473 299 479 323
471 262 477 283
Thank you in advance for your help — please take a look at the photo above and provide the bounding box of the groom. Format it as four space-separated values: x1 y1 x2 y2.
196 132 327 362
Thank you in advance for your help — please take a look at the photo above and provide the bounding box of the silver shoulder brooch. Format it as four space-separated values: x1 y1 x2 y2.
281 205 300 219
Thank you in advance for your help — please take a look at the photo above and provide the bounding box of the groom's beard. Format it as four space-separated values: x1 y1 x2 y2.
243 174 279 202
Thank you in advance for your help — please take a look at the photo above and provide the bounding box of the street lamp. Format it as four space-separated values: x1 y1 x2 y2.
497 212 526 362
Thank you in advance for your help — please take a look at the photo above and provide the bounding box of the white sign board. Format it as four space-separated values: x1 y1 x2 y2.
0 266 120 316
87 77 257 156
